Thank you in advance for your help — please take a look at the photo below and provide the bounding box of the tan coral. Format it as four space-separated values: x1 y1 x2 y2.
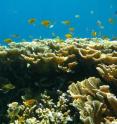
68 77 100 98
78 48 101 59
104 117 117 124
0 38 117 123
101 54 117 65
68 77 117 124
53 56 68 65
87 44 104 50
68 61 78 70
21 54 35 63
107 94 117 114
96 64 117 84
78 46 117 64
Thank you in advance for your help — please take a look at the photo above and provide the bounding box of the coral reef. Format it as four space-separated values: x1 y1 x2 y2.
0 38 117 123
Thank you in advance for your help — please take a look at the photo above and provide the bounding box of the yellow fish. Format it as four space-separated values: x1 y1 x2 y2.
4 38 13 43
91 31 97 37
65 33 73 39
23 99 37 107
0 83 15 92
69 27 75 32
28 18 36 24
41 20 51 27
62 20 70 25
108 18 115 24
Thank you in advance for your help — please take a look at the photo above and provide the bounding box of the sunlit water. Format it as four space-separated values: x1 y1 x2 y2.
0 0 117 45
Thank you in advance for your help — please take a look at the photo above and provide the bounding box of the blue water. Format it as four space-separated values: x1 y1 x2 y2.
0 0 117 44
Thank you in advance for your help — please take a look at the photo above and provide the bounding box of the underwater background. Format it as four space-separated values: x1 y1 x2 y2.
1 0 117 123
0 0 117 44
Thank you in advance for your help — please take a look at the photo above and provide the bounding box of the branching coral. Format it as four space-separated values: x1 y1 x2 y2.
7 92 72 124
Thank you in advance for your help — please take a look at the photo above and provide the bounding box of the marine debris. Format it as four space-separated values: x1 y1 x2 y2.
0 38 117 123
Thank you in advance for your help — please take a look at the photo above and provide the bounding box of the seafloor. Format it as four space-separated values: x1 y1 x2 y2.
0 38 117 124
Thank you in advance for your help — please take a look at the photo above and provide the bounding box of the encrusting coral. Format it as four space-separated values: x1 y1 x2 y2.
0 38 117 123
